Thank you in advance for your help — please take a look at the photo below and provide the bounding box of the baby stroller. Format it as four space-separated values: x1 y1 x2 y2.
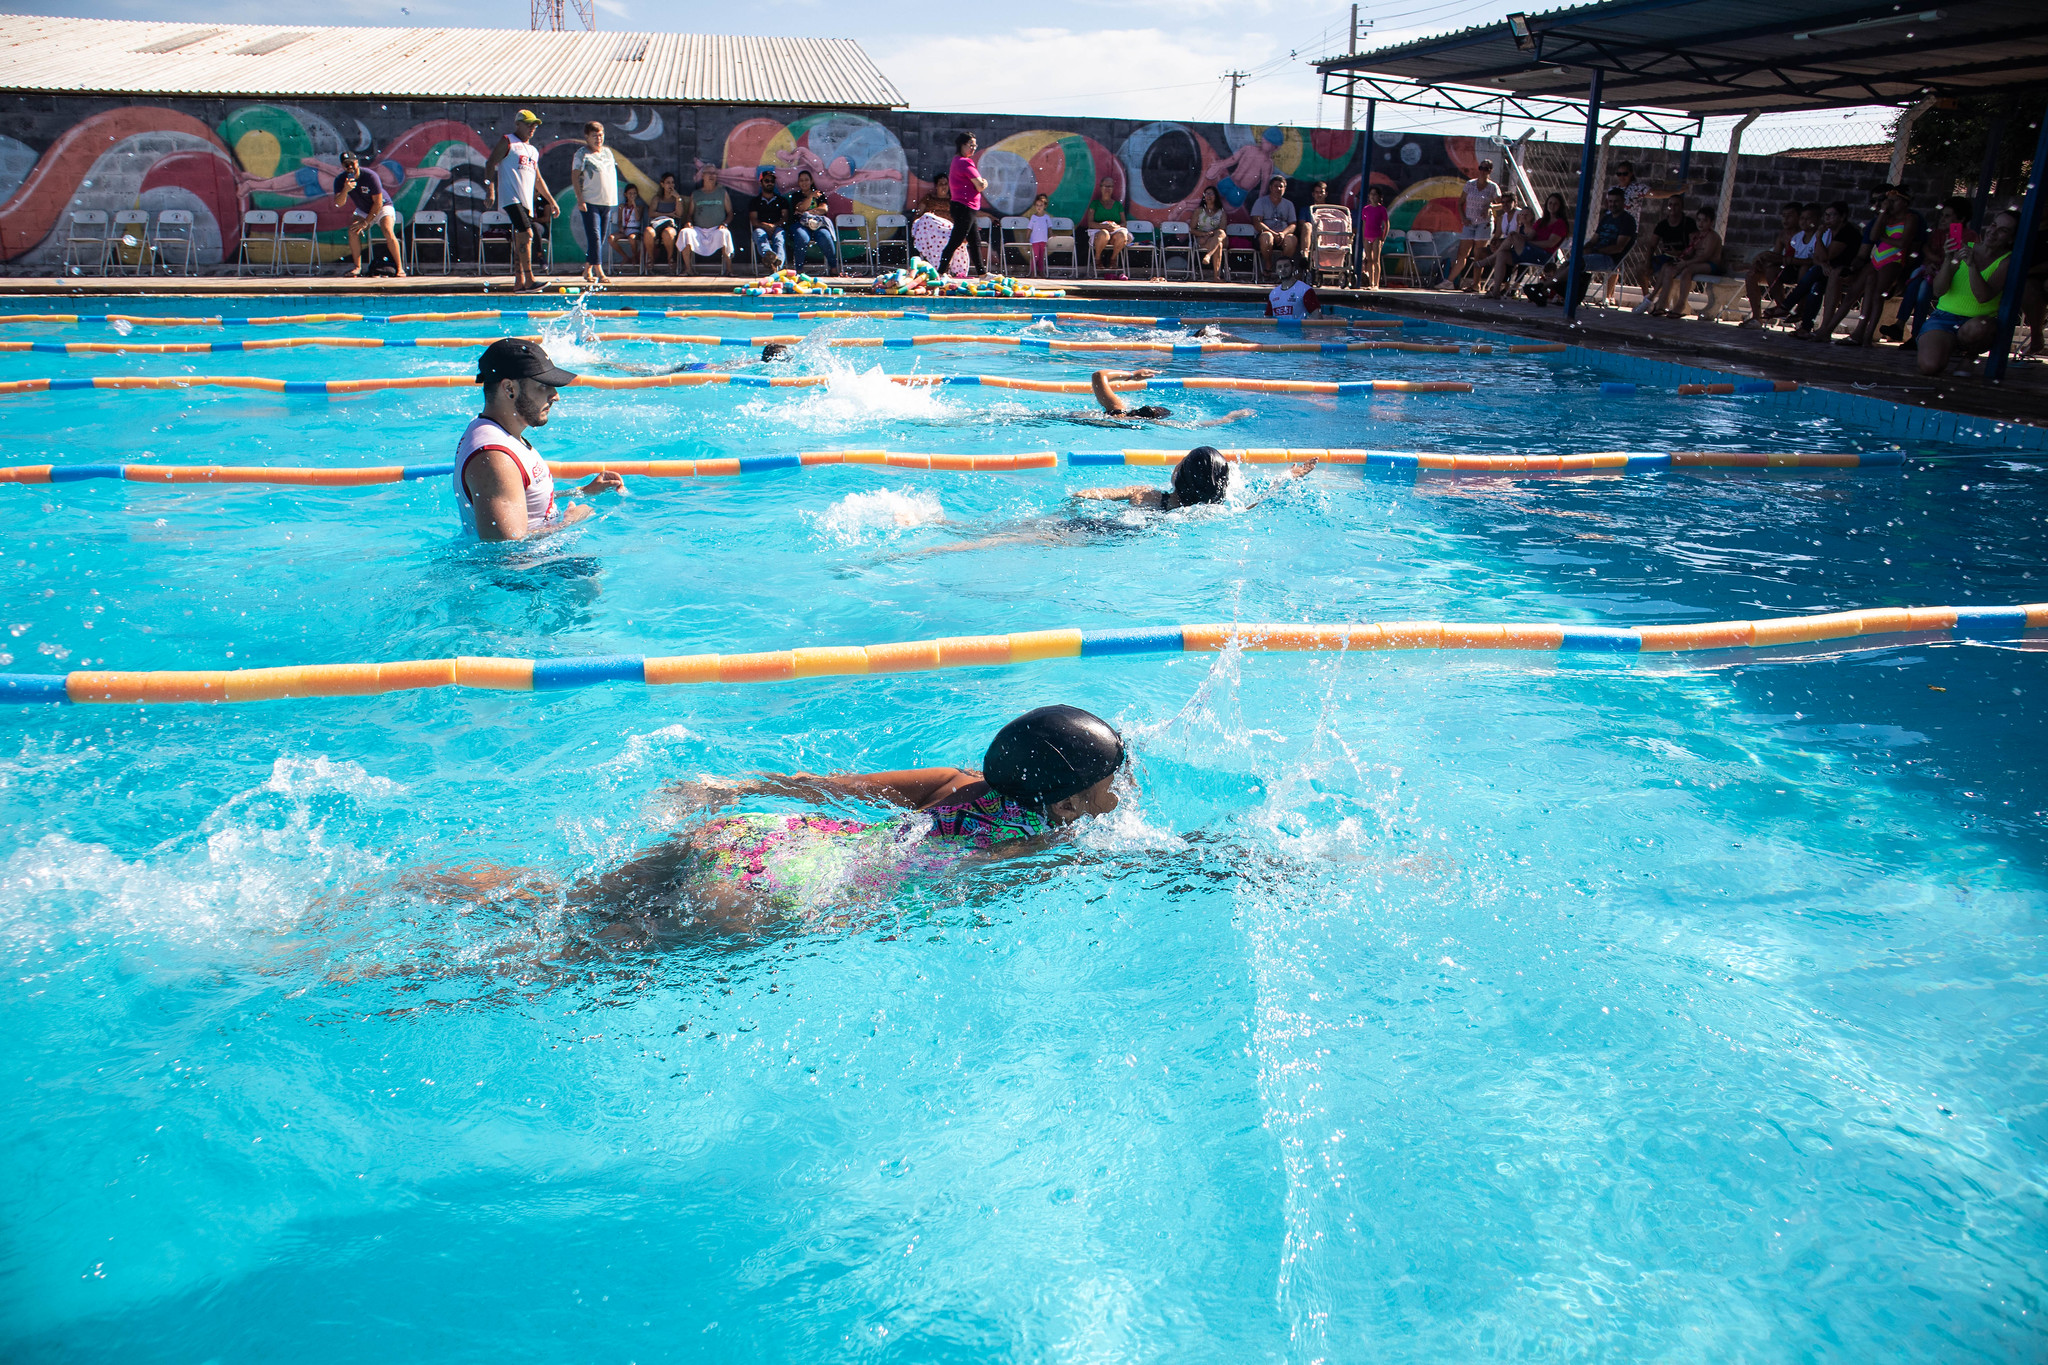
1308 205 1355 288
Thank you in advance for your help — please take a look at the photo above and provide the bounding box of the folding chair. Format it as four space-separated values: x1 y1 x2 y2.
62 210 110 275
1307 206 1353 288
278 209 320 274
236 209 280 275
1124 220 1159 278
1046 218 1078 278
101 209 151 275
835 214 871 276
974 214 997 273
1404 229 1445 286
475 209 513 274
1224 224 1260 282
409 211 451 274
151 209 197 275
1086 220 1130 278
1157 221 1194 280
872 214 910 271
999 216 1034 276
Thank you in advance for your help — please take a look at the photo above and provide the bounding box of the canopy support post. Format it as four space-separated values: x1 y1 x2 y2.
1353 98 1376 289
1985 98 2048 384
1718 112 1760 237
1564 68 1603 322
1889 97 1935 188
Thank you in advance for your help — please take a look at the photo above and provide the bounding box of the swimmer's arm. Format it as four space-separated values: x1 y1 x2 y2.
1072 485 1166 508
1090 367 1158 414
739 767 977 809
560 472 625 498
1188 408 1254 428
1239 459 1317 510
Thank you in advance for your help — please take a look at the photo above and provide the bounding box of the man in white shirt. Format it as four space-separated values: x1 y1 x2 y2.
1443 159 1500 289
1265 258 1321 320
1249 176 1300 276
455 339 623 542
483 110 561 293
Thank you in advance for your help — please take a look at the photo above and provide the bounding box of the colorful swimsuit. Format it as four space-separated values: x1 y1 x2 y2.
687 788 1050 916
1870 218 1911 271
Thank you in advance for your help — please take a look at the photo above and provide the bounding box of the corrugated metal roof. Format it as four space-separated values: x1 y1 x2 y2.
1317 0 2048 115
0 14 906 107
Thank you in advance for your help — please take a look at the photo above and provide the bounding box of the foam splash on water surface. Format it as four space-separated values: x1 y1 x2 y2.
805 488 946 544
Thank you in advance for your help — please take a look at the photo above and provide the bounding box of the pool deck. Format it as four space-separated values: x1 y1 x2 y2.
5 272 2043 433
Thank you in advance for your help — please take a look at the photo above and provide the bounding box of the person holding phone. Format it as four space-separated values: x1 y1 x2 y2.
332 152 406 279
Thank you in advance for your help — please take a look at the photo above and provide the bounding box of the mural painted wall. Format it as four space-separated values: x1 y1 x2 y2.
0 95 1504 268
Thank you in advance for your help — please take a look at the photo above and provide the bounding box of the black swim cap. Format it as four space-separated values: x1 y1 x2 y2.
982 705 1124 807
1171 446 1230 505
1134 404 1172 419
761 343 791 362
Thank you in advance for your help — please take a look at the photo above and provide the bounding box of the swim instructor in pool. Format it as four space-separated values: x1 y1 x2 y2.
455 339 624 542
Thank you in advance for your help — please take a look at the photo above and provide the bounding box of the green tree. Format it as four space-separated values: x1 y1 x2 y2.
1899 87 2047 199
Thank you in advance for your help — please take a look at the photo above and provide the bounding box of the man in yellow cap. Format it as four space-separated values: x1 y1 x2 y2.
484 109 560 292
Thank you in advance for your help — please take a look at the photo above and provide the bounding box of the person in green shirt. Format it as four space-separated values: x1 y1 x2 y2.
1082 177 1132 278
1916 210 2016 376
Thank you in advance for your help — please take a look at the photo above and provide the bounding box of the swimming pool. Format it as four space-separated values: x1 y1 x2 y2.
2 293 2043 1361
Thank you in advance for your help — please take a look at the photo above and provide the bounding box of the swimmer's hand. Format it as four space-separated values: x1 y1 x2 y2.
576 472 625 497
1284 457 1318 479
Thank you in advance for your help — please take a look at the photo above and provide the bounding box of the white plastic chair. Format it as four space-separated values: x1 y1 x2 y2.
475 209 513 274
872 214 909 272
1046 217 1078 278
1086 218 1130 278
1405 229 1445 286
999 216 1035 275
151 210 196 274
1157 221 1194 280
834 214 871 276
63 210 110 275
1224 223 1259 282
409 210 451 274
1124 220 1159 278
236 210 280 274
278 209 320 274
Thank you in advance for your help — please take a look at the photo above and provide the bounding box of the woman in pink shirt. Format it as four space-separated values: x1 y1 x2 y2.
940 132 988 278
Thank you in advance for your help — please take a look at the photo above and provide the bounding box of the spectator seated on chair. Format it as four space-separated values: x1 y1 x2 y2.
1191 186 1228 282
1836 186 1926 347
611 184 644 268
1644 207 1723 318
1083 177 1131 278
1480 191 1567 299
643 174 683 269
1764 205 1828 327
1916 210 2017 375
788 169 840 276
1739 203 1806 328
1558 188 1637 311
1789 202 1861 338
1249 176 1299 276
684 166 736 274
1888 195 1971 344
1637 198 1691 306
1455 187 1518 291
750 166 788 273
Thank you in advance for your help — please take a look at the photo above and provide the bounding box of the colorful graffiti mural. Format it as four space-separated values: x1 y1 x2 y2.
0 97 1500 269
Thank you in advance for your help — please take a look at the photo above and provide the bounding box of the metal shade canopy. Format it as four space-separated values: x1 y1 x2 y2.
1317 0 2048 116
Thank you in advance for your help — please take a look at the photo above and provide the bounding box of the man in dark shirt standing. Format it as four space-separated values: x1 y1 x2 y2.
749 168 788 273
1558 187 1637 310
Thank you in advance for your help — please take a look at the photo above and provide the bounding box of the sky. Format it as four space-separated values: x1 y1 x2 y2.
27 0 1898 147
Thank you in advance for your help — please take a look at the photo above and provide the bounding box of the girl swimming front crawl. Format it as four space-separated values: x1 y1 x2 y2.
572 704 1126 937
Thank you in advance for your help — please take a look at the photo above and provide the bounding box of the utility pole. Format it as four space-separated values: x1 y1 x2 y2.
1343 5 1359 130
1226 71 1246 125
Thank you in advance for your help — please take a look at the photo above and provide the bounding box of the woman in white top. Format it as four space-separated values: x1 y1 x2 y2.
574 121 618 286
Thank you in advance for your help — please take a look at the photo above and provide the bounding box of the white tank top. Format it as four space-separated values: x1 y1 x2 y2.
1267 279 1316 320
454 415 556 534
497 137 540 212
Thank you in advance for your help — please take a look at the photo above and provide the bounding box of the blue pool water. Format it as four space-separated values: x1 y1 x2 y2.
2 295 2044 1361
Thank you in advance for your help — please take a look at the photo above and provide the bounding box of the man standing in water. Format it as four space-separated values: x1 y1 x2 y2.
484 110 560 292
455 339 623 541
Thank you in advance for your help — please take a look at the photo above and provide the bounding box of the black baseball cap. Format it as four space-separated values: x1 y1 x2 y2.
477 337 576 388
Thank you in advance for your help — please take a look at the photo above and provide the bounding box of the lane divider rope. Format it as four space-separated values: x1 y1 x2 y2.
0 447 1904 487
0 373 1474 399
0 334 1484 356
0 309 1413 329
5 605 2038 706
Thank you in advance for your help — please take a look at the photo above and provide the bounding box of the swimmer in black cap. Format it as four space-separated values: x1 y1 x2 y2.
594 341 791 378
761 342 792 363
1065 368 1251 429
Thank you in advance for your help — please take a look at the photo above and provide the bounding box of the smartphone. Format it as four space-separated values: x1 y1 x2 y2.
1948 222 1966 249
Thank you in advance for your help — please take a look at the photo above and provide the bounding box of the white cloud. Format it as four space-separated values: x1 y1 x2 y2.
871 27 1331 126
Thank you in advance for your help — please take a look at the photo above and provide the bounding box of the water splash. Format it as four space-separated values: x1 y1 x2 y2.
805 488 947 544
